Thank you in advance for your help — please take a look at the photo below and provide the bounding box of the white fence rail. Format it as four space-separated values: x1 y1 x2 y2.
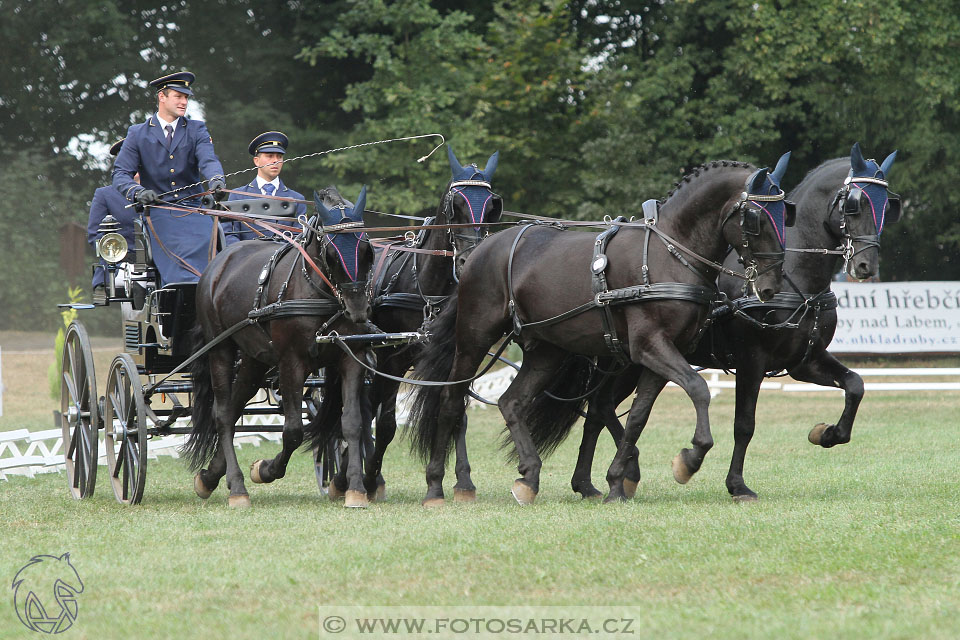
2 367 957 480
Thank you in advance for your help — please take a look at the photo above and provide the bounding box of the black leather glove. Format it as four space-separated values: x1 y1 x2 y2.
208 176 227 201
135 189 159 206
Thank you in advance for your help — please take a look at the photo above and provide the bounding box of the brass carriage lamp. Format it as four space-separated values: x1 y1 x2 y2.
96 215 129 264
96 215 128 299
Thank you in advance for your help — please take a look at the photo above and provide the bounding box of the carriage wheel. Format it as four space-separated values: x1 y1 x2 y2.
314 438 343 495
60 322 99 499
103 353 148 505
304 385 341 494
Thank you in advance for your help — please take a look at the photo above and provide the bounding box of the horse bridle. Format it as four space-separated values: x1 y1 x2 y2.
830 174 901 273
721 184 795 295
298 214 373 305
443 177 503 280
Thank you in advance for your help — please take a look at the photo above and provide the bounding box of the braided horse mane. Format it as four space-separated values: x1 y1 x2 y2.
664 160 754 202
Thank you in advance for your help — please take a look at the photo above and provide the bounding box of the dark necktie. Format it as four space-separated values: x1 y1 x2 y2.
262 183 275 197
164 124 174 149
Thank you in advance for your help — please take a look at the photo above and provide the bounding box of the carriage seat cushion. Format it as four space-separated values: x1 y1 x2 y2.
220 197 299 218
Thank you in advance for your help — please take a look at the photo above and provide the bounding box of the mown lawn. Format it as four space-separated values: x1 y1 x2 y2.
2 386 958 639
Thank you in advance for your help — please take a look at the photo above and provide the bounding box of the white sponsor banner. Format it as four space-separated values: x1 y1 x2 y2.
830 281 960 354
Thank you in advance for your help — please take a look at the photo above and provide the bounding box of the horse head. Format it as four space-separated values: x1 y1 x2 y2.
313 186 373 324
836 142 899 280
444 146 503 276
722 152 795 302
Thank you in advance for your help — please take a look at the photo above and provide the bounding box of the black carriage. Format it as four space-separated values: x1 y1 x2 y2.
58 197 348 505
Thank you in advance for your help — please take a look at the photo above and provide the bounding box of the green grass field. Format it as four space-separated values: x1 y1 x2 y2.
2 381 958 639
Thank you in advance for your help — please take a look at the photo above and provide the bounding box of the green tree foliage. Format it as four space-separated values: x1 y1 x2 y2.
296 0 489 213
2 0 959 333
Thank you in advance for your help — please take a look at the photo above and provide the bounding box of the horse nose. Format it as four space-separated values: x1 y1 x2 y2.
344 301 370 324
852 259 874 280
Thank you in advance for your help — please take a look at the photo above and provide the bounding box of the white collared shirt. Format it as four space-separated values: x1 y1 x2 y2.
255 176 281 195
156 112 179 134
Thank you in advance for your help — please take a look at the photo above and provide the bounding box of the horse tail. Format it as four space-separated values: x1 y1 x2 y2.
406 290 461 463
180 325 218 471
301 369 344 453
505 354 593 459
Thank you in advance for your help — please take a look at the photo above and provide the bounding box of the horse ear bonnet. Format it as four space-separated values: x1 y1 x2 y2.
481 151 499 182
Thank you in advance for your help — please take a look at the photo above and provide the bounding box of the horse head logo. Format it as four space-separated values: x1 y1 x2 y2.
11 553 84 634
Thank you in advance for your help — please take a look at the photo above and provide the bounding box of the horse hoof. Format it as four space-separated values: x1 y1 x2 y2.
422 497 445 508
194 474 214 499
367 485 386 502
228 494 252 509
344 490 369 508
327 483 345 500
808 423 829 445
672 453 693 484
732 494 759 503
581 492 603 501
622 478 639 499
249 460 264 484
603 493 626 504
511 480 537 505
453 488 476 502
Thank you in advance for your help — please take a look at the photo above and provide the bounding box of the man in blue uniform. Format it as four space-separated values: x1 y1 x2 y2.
112 71 226 284
88 138 138 289
223 130 307 244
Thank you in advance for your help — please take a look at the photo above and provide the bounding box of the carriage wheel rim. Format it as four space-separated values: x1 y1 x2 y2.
104 354 147 505
60 323 98 500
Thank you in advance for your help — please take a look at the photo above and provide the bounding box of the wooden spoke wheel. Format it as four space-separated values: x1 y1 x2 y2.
103 353 148 505
305 383 344 494
314 437 343 495
60 322 99 499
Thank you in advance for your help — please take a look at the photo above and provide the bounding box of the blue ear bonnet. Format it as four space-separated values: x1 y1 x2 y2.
747 151 791 247
447 146 499 226
313 186 367 281
848 142 897 235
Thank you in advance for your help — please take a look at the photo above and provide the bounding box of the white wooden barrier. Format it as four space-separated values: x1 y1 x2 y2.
3 367 957 480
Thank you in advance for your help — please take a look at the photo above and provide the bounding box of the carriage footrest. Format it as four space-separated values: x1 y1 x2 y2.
316 331 426 347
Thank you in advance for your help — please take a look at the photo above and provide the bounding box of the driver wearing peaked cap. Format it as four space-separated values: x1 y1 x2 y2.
222 131 307 244
112 70 226 284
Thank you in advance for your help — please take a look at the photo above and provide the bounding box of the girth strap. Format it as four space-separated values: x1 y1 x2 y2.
592 217 629 363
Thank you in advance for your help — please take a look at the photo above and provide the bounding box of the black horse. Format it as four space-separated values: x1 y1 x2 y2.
307 147 502 502
182 187 375 507
571 143 900 501
407 160 789 506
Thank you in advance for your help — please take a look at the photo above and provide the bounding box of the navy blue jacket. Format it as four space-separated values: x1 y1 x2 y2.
87 186 137 288
112 115 225 284
223 179 307 244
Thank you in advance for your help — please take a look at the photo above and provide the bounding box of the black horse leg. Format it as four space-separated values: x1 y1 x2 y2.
250 359 307 486
636 340 715 486
726 366 764 501
197 353 264 499
497 345 567 505
571 401 606 499
452 413 476 501
790 351 864 448
208 348 260 507
363 373 397 501
338 355 370 507
572 369 642 499
605 370 663 502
